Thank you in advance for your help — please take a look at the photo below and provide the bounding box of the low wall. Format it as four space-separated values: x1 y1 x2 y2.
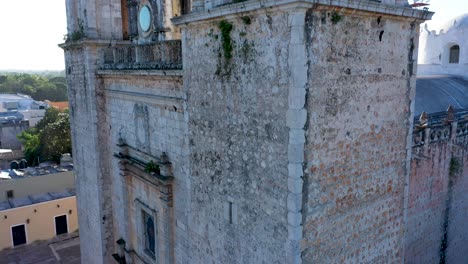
418 64 468 79
0 171 75 201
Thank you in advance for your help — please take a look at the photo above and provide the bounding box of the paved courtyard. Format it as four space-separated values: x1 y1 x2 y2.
0 233 80 264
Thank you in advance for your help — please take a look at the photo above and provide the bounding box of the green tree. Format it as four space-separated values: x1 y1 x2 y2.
17 129 40 166
39 111 72 162
0 72 68 102
17 108 72 165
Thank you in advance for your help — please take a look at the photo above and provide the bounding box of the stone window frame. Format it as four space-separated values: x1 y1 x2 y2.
137 2 154 39
142 210 156 257
135 199 159 263
449 44 460 64
115 142 175 263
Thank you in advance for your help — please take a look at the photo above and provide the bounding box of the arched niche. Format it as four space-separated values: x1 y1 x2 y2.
449 44 460 64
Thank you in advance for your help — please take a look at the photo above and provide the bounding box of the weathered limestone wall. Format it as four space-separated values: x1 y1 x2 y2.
175 1 429 263
447 129 468 263
65 0 123 39
64 0 433 263
64 45 114 264
302 9 419 262
406 117 468 263
100 72 190 263
183 10 292 263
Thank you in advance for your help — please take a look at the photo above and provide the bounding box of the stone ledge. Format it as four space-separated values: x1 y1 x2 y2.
172 0 433 25
97 69 183 77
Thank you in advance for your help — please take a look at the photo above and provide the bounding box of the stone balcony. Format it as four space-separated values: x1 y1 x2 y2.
99 40 182 70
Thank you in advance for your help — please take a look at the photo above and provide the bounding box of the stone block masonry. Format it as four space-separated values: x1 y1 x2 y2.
302 8 420 263
173 1 430 263
58 0 465 263
182 10 292 263
406 110 468 263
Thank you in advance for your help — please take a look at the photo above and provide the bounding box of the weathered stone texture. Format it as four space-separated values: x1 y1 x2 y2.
302 10 417 263
406 141 450 263
62 0 441 263
101 73 189 264
65 47 113 264
406 118 468 263
183 11 292 263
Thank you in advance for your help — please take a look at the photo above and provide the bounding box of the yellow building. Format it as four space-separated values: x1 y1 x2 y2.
0 165 78 250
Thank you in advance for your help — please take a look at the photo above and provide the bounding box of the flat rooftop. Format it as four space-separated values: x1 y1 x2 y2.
3 163 74 180
0 93 33 101
0 188 75 211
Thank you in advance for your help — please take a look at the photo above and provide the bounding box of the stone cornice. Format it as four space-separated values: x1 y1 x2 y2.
97 69 183 77
172 0 433 25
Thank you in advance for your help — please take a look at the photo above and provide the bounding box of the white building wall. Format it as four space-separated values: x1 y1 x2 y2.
418 15 468 78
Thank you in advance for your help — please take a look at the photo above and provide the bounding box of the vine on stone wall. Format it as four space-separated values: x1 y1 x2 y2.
219 20 234 60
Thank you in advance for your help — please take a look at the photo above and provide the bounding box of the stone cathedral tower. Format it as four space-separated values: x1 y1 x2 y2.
61 0 431 263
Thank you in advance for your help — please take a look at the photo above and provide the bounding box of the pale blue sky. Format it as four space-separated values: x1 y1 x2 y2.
0 0 466 71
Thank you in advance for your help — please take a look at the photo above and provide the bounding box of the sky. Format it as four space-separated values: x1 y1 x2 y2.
424 0 468 30
0 1 67 71
0 0 466 71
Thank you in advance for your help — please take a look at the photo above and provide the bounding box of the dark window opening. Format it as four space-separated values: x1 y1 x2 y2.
449 45 460 64
181 0 191 15
6 190 14 199
143 210 155 258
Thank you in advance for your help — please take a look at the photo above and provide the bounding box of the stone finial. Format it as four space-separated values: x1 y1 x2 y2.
159 152 172 178
419 111 428 126
446 105 455 123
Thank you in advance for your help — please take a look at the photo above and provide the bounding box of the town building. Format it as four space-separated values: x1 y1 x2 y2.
61 0 467 263
45 100 70 111
0 160 77 251
0 111 29 150
0 93 48 127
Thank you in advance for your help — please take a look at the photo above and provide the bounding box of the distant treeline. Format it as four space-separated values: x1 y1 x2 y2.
0 72 67 102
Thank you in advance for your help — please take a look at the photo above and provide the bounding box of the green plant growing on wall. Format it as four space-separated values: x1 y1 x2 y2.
67 18 85 42
331 11 342 24
219 20 234 60
145 160 160 174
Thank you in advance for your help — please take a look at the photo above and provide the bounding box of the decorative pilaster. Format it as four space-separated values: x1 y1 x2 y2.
286 8 308 264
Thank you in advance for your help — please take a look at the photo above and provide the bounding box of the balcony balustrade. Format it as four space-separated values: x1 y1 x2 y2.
100 40 182 70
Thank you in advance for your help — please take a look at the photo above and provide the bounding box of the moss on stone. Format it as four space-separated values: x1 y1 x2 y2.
219 20 233 60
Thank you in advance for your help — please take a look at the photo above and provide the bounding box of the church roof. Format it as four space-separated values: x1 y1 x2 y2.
415 75 468 116
439 13 468 33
